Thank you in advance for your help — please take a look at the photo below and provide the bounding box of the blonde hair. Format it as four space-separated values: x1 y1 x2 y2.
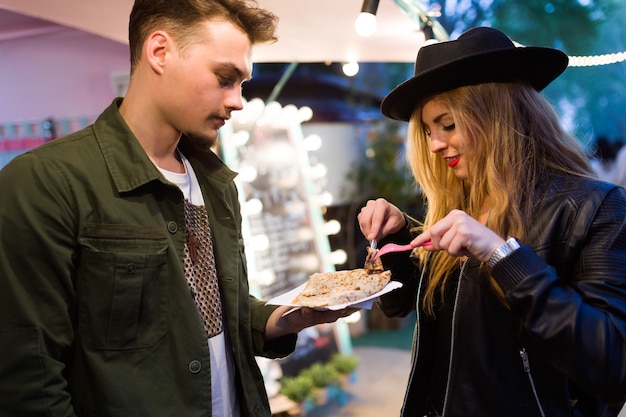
406 82 594 315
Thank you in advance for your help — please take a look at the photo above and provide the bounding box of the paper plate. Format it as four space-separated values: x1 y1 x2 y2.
265 280 403 312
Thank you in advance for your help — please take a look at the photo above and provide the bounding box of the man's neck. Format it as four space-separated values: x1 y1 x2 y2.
119 92 183 172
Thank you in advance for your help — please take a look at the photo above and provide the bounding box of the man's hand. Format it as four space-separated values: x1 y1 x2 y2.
265 306 358 341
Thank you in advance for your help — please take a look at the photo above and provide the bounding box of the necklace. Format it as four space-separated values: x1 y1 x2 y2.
185 161 193 205
179 153 199 262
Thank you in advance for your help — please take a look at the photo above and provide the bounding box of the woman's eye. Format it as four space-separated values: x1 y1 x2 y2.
442 123 455 131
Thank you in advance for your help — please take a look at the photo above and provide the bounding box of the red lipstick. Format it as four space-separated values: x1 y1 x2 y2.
447 156 461 168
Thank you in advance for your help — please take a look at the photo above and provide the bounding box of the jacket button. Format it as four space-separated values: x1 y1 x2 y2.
125 263 136 273
167 221 178 233
188 360 201 374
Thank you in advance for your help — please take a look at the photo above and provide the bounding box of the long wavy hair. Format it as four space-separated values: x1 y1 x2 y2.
406 82 594 315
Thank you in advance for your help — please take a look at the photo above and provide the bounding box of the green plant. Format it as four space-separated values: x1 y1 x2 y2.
346 120 425 218
329 353 359 375
302 362 340 388
279 374 314 404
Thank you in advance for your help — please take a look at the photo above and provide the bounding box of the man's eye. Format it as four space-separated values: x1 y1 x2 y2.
217 74 234 87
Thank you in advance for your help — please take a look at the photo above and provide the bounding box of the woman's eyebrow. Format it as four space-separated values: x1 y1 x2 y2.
432 112 449 125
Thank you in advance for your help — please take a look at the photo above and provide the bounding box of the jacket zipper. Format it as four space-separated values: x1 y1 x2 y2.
440 257 469 417
519 348 547 417
400 264 428 417
415 260 547 417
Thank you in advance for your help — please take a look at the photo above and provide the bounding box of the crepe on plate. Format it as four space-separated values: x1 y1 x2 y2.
292 246 390 308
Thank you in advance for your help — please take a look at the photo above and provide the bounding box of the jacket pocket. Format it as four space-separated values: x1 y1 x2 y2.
77 224 169 350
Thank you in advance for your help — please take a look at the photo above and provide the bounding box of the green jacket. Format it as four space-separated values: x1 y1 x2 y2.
0 99 296 417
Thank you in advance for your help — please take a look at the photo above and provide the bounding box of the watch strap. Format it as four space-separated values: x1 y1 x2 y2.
488 237 521 268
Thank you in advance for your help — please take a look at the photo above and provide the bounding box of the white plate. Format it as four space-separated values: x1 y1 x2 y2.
265 280 403 312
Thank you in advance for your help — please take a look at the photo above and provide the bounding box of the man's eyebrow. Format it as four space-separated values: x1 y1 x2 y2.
217 62 251 81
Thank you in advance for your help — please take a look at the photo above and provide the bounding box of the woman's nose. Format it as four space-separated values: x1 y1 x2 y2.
429 134 446 153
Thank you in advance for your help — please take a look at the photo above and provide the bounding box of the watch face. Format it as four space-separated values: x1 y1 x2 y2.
506 237 521 250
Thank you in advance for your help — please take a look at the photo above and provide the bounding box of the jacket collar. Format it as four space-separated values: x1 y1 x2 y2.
92 98 237 194
179 135 237 194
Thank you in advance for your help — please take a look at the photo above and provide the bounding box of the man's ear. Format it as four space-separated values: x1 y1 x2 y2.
144 30 171 75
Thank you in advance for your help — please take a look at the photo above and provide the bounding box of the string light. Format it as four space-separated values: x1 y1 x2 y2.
355 0 380 37
567 50 626 67
342 61 359 76
514 40 626 68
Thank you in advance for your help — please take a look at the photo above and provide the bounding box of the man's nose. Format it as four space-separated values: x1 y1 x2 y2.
225 87 244 111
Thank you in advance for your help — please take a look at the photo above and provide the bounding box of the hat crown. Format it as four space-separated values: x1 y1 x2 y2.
380 26 568 121
414 27 515 76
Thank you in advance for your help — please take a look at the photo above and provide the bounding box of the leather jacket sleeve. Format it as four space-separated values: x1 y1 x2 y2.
492 185 626 404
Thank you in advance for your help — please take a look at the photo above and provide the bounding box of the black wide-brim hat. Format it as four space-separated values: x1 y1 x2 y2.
380 27 569 121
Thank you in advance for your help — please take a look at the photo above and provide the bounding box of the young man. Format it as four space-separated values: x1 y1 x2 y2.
0 1 350 416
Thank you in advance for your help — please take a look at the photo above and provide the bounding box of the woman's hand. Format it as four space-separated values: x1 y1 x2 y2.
413 209 505 262
357 198 406 242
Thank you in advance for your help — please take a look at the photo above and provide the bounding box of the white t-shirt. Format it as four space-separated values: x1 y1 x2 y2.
158 152 240 417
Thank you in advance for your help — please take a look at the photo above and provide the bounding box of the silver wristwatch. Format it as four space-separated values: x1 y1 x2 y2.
487 237 521 268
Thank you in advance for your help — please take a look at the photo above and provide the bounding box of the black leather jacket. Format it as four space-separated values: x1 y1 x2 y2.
378 174 626 417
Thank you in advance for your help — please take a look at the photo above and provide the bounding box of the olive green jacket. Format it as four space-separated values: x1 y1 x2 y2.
0 99 296 417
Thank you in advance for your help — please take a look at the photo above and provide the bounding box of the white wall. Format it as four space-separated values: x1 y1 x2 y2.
0 26 370 197
0 27 129 129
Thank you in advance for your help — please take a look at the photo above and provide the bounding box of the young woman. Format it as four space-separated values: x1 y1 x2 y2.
358 27 626 417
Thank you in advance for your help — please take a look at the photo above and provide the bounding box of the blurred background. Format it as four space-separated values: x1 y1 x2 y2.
1 0 625 415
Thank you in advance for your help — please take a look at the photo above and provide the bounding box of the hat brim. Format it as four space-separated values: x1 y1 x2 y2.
381 46 568 122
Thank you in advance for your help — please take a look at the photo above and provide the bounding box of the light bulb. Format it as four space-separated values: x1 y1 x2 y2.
342 61 359 77
308 163 327 179
249 234 269 251
238 165 258 182
328 249 348 265
297 106 313 123
242 198 263 215
354 12 377 37
303 134 322 151
323 220 342 235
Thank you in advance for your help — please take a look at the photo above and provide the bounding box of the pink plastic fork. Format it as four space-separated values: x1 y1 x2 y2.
372 240 432 260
